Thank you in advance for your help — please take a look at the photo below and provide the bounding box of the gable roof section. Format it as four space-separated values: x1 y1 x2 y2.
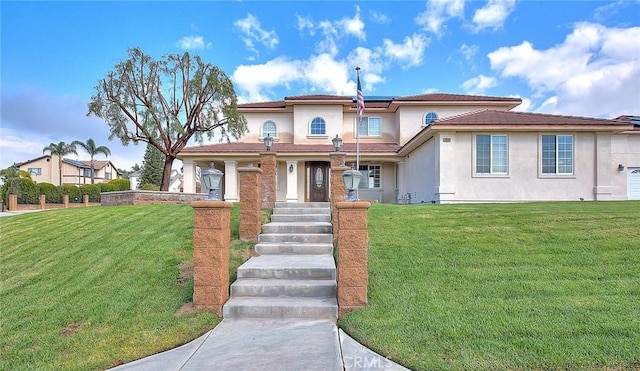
16 155 50 167
238 93 522 111
432 109 633 130
399 110 634 156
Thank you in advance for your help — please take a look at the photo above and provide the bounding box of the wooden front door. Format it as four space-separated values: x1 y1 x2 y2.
309 162 329 202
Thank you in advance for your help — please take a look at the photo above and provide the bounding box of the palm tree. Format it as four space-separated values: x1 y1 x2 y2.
72 139 111 184
43 141 78 185
0 165 32 182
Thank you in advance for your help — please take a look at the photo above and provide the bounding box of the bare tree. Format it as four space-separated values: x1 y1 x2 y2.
87 47 247 191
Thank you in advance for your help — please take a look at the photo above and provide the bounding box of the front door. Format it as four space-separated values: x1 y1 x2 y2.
309 162 329 202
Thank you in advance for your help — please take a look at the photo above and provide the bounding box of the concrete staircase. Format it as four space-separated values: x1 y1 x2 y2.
223 202 338 322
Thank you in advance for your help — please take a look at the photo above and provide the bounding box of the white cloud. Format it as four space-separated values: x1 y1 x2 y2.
415 0 466 35
370 10 389 24
471 0 516 32
234 14 279 56
296 14 315 35
461 74 498 94
305 54 352 95
460 43 479 61
509 95 533 112
176 36 211 50
0 87 145 171
381 33 429 68
232 58 304 102
488 22 640 117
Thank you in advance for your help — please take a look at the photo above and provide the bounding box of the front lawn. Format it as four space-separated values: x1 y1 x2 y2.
0 204 253 370
339 201 640 370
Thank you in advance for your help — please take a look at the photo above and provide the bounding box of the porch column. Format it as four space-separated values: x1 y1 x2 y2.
260 152 277 210
182 160 197 194
595 134 613 200
223 160 239 202
191 200 232 315
238 164 263 241
286 160 299 202
435 133 456 203
336 201 371 317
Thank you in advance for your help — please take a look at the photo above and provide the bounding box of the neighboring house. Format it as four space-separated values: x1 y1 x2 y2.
129 170 142 190
177 94 640 203
17 155 121 186
129 169 187 192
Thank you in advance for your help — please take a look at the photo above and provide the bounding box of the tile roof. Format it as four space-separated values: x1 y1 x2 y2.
433 109 630 126
180 142 400 154
238 93 522 109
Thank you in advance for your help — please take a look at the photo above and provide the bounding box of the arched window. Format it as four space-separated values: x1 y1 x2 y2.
262 120 277 138
424 112 439 126
310 117 326 135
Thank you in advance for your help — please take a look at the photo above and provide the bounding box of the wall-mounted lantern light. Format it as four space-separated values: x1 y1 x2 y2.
264 133 274 151
342 165 362 201
289 164 294 173
332 134 343 152
201 162 223 200
618 164 625 171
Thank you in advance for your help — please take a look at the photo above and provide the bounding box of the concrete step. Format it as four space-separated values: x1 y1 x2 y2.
275 202 330 209
270 214 331 223
262 222 332 234
258 233 333 244
237 255 336 280
223 297 338 321
272 207 330 215
255 242 333 255
230 278 336 298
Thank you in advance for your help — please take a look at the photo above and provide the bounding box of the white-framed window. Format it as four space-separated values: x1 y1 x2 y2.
262 120 277 139
105 172 112 180
358 117 381 136
358 164 381 189
310 117 326 135
424 111 439 126
541 134 573 175
475 134 508 174
28 168 41 176
83 169 93 177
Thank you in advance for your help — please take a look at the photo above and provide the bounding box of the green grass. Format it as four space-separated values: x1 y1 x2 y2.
0 204 254 371
338 201 640 370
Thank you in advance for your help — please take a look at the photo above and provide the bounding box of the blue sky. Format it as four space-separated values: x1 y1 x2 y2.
1 0 639 171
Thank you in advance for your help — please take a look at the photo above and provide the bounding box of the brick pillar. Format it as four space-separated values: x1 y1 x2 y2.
330 152 349 243
8 194 17 210
191 200 232 315
336 201 371 317
260 152 277 210
39 194 46 209
83 194 89 206
238 165 263 241
62 195 69 208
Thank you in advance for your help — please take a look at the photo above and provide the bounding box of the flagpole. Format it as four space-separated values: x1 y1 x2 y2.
355 66 361 200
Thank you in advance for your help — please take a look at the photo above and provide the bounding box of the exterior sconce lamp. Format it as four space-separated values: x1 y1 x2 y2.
264 133 274 151
201 162 223 200
342 165 362 201
289 164 294 173
332 134 343 152
618 164 625 171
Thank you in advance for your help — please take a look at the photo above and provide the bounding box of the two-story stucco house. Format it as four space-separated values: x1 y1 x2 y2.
177 94 640 203
17 155 121 186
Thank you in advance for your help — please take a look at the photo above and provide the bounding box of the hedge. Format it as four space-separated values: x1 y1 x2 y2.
80 184 101 203
39 183 62 204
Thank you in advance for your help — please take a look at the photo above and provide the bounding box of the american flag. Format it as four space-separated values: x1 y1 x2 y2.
357 74 365 122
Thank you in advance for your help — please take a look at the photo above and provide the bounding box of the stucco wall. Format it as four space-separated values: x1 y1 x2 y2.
403 135 436 203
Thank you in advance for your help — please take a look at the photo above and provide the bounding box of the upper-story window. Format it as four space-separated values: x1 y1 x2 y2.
424 112 439 126
262 120 277 139
358 117 381 137
310 117 326 135
28 168 41 176
541 134 573 175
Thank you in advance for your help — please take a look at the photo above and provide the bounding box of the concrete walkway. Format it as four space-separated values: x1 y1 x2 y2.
110 319 408 371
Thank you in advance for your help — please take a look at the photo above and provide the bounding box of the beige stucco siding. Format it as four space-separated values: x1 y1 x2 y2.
402 134 437 203
292 104 343 144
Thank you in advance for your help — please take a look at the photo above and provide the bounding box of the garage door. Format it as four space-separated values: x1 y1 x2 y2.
629 168 640 200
